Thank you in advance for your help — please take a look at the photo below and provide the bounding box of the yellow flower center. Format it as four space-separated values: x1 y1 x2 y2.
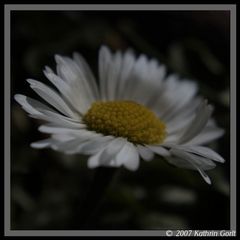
83 100 166 145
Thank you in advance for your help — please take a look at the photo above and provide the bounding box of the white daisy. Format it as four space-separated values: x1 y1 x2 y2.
14 46 225 184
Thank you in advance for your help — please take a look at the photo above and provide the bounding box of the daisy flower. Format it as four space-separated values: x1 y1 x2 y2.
14 46 225 184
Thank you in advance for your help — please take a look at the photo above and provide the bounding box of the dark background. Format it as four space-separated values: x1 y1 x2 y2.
11 10 230 230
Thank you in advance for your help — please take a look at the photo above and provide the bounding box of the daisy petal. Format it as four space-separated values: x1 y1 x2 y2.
167 149 211 184
106 51 122 101
77 136 114 155
165 156 196 170
38 125 86 134
151 74 179 113
125 55 149 102
43 67 86 115
30 138 53 149
87 137 123 168
14 94 48 116
26 79 77 119
124 55 162 106
58 55 96 101
99 46 112 100
161 80 197 121
147 59 166 86
195 166 212 184
73 52 100 99
176 145 225 163
178 100 213 144
116 50 136 100
53 138 86 153
165 97 202 134
55 55 94 111
14 95 81 130
50 130 101 153
32 109 84 129
99 138 127 166
146 145 170 157
137 145 154 161
170 147 216 170
115 142 140 171
87 149 104 169
186 127 225 145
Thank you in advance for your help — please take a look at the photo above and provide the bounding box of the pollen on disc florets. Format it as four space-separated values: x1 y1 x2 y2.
83 100 167 145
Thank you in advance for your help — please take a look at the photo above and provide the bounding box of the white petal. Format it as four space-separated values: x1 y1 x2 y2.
27 79 78 119
54 55 94 112
178 100 213 144
176 145 225 163
14 95 82 131
144 64 167 107
165 97 202 134
137 145 154 161
160 80 197 121
147 59 165 86
14 94 46 115
32 109 84 129
51 134 75 142
43 67 86 115
165 156 196 170
172 150 212 185
87 149 104 168
98 138 127 166
73 52 100 99
69 129 101 139
38 125 86 134
165 115 194 139
77 136 114 155
99 46 112 100
30 138 53 149
124 55 158 104
115 142 140 171
167 149 213 184
186 127 225 145
151 74 179 113
106 51 122 101
115 49 136 100
87 138 121 169
146 145 170 157
195 166 212 184
125 54 148 101
52 129 100 141
170 148 216 170
53 138 86 153
163 134 179 144
49 130 101 153
58 55 96 101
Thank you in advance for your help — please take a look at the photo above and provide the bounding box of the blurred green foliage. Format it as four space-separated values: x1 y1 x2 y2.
11 11 230 230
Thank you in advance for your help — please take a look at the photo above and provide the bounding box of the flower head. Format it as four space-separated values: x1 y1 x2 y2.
14 46 225 184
